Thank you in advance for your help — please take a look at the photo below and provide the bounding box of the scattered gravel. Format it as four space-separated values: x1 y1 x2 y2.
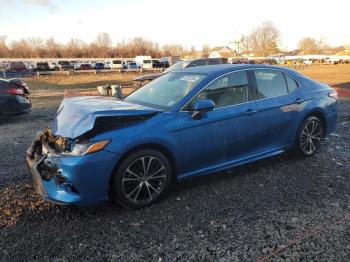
0 101 349 261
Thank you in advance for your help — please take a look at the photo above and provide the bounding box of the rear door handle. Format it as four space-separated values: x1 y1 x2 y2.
295 98 305 104
245 108 258 115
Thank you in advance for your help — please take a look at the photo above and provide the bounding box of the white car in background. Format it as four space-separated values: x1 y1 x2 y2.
25 61 35 70
104 61 112 69
74 61 83 70
49 62 59 71
303 59 313 65
111 59 123 69
135 56 153 69
90 61 97 69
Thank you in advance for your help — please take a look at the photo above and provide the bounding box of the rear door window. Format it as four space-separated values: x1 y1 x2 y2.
254 69 288 98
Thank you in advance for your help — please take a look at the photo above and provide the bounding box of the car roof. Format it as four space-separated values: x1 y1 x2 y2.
175 64 291 75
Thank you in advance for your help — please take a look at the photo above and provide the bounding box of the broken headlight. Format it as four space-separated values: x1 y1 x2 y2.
66 140 110 156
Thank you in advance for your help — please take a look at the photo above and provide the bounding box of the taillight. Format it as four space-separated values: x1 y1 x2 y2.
328 89 338 99
5 88 24 95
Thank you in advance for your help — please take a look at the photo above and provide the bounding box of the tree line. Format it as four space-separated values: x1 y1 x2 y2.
0 33 200 59
0 21 335 58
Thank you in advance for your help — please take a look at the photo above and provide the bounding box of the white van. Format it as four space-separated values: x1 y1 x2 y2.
111 59 123 69
135 56 153 69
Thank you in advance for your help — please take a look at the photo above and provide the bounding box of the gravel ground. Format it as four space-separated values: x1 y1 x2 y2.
0 100 349 261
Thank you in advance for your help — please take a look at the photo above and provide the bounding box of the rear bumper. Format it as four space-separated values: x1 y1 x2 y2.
1 96 31 116
26 135 121 207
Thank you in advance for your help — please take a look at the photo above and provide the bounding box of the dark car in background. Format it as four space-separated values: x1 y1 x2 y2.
160 56 181 68
95 63 105 70
7 62 27 72
0 78 31 119
80 63 92 70
58 61 74 70
133 58 223 85
35 62 50 71
152 59 162 68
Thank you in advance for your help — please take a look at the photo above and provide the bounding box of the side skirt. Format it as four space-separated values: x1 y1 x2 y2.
177 148 286 181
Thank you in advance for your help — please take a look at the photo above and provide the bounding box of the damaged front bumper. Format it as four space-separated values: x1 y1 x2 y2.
26 130 121 207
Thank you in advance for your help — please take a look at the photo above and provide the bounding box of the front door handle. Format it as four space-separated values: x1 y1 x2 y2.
245 108 258 115
295 98 305 104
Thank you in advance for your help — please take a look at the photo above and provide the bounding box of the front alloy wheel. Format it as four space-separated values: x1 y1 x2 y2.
297 116 324 156
111 149 172 209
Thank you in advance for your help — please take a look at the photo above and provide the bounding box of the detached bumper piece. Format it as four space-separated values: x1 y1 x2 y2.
26 132 81 205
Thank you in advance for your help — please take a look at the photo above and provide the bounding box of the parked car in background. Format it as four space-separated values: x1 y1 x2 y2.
0 78 31 119
48 62 59 71
303 59 313 65
111 59 123 69
74 61 83 70
160 56 181 68
25 61 35 70
58 61 74 70
135 56 153 69
80 63 92 70
26 64 338 209
8 78 30 93
104 61 112 69
7 61 27 72
152 59 162 68
122 60 135 69
90 61 97 69
124 62 138 70
95 62 105 70
35 62 50 71
133 57 223 84
326 57 341 65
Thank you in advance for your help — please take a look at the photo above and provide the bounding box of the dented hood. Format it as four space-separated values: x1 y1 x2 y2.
51 96 158 138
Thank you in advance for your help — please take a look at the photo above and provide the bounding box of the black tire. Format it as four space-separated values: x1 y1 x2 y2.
295 116 324 156
110 149 173 209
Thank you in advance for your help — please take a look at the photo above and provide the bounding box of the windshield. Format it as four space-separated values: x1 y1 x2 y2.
164 61 189 73
125 72 206 110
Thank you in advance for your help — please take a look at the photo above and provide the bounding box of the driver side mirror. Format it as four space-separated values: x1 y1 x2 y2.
191 99 215 119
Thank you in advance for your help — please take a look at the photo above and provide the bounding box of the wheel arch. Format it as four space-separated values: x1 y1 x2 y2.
302 108 327 134
109 142 178 187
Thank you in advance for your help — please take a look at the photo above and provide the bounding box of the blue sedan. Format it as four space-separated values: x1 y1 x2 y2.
26 64 338 209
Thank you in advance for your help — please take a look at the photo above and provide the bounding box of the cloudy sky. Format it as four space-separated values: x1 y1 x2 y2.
0 0 349 50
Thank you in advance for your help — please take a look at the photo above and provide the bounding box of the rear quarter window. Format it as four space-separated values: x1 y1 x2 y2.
208 59 222 65
285 74 299 92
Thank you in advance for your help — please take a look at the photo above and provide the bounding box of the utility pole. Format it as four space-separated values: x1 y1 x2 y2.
230 40 241 56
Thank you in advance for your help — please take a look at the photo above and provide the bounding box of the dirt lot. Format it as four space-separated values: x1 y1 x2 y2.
0 65 350 261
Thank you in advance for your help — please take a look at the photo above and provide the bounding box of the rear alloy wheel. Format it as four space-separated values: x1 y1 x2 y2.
296 116 324 156
111 149 172 209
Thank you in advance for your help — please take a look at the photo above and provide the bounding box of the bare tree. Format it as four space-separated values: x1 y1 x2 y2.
298 37 318 54
46 37 62 58
189 46 196 58
162 44 184 56
298 37 330 54
0 35 9 58
248 21 281 56
9 39 32 58
201 44 210 57
240 34 252 55
95 32 112 57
